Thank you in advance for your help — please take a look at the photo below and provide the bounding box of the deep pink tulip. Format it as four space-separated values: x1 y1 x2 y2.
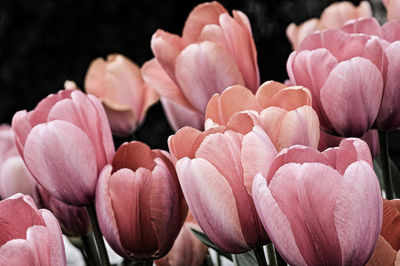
0 194 66 266
85 54 159 135
36 185 90 236
96 141 187 260
169 125 275 253
253 138 382 265
382 0 400 20
286 1 372 49
143 1 259 130
0 125 36 199
12 89 115 205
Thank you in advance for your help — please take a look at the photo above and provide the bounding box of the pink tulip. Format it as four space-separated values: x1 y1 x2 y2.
253 138 382 265
0 125 37 199
155 212 208 266
96 141 187 260
143 1 259 130
0 194 66 266
12 89 115 205
286 1 372 49
36 185 90 236
205 81 320 151
85 54 159 135
287 19 393 136
169 125 275 253
382 0 400 20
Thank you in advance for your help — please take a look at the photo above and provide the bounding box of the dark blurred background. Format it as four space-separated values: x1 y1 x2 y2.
1 0 393 152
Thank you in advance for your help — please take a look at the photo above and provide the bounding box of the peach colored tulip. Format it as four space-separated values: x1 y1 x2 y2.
96 141 187 260
155 212 208 266
85 54 159 135
286 1 372 49
365 236 399 266
0 125 36 199
380 199 400 251
36 185 90 236
205 81 320 151
12 89 115 205
383 0 400 20
169 125 275 253
253 138 382 265
0 194 66 266
143 1 259 130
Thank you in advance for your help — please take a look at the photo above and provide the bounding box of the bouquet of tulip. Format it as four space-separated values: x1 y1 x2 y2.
1 1 400 265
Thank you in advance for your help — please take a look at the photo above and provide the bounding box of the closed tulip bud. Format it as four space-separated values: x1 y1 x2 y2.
36 185 90 236
169 125 275 253
12 89 115 205
0 194 66 266
382 0 400 20
96 141 187 260
85 54 159 135
253 138 382 265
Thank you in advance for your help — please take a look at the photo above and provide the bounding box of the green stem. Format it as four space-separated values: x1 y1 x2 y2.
274 248 286 266
254 247 267 266
379 130 394 199
86 203 110 266
81 233 97 266
266 244 277 266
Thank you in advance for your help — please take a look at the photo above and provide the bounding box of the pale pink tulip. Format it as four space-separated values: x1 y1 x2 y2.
12 89 115 205
85 54 159 135
155 212 208 266
143 1 259 130
169 125 275 253
0 194 66 266
286 1 372 49
253 138 382 265
205 81 320 151
382 0 400 20
0 125 37 199
96 141 187 260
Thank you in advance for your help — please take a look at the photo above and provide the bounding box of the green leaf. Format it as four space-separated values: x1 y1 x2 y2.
233 250 257 266
190 228 233 261
373 155 400 198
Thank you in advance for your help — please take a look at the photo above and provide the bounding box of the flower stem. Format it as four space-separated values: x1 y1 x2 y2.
379 130 394 199
81 234 97 266
86 203 110 266
274 248 286 266
254 247 267 266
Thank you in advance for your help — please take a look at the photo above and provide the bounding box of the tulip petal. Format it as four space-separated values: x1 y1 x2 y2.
334 161 382 265
112 141 156 173
175 41 244 113
101 104 136 136
12 110 33 154
382 20 400 42
365 235 397 266
255 81 287 109
176 157 248 253
25 226 50 265
341 18 382 36
23 120 97 205
0 239 40 266
320 57 383 137
226 111 259 135
259 107 286 147
335 138 372 175
381 199 400 250
266 86 312 111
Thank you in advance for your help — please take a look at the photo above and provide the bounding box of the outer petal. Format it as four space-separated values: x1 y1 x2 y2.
265 86 312 111
101 104 136 136
320 57 383 137
259 107 287 147
12 110 33 154
383 0 400 20
0 239 40 266
382 20 400 42
286 19 319 50
381 199 400 250
175 41 244 113
176 157 248 253
320 1 372 29
335 138 373 175
334 161 382 265
341 18 382 36
365 235 397 266
23 120 97 205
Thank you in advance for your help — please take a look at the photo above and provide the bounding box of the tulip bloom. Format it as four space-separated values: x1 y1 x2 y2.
286 1 372 49
169 125 275 253
0 125 36 199
253 138 382 265
382 0 400 20
0 194 66 266
205 81 320 151
12 89 115 205
85 54 159 135
96 141 187 260
143 1 259 130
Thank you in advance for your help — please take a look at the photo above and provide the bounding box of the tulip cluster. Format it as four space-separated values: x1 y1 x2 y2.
2 0 400 265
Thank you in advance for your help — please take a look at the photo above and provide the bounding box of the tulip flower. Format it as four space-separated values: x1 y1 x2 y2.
85 54 159 135
253 138 382 265
366 236 400 265
12 88 115 205
205 81 320 151
0 194 66 266
36 185 90 236
155 212 208 266
96 141 187 260
380 199 400 251
286 1 372 49
0 125 37 199
169 125 275 253
382 0 400 20
143 1 259 130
